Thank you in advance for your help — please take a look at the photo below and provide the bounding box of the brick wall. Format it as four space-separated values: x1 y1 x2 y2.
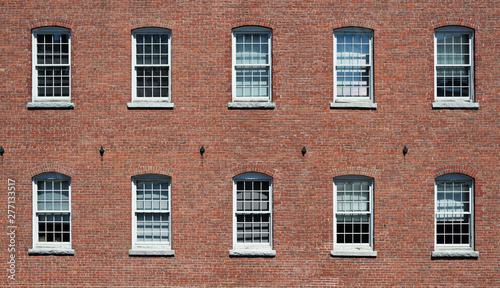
0 0 499 286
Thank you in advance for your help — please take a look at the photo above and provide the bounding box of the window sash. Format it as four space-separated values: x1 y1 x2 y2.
132 177 171 247
334 30 373 102
233 174 273 249
434 29 474 101
232 29 272 102
32 29 71 101
333 177 374 249
132 30 171 102
435 177 473 247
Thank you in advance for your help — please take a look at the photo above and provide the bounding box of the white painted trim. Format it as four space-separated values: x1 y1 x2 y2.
32 27 71 103
333 28 374 104
131 28 172 103
232 27 272 103
32 173 72 251
232 173 273 254
333 176 375 254
434 26 475 103
131 174 172 251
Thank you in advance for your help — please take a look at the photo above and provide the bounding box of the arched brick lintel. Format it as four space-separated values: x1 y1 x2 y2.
433 165 479 179
230 163 278 179
331 166 378 179
28 164 75 178
29 18 73 30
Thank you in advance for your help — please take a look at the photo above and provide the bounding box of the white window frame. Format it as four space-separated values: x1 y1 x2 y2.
333 28 374 105
231 26 272 103
31 27 72 104
230 172 275 256
129 28 173 109
433 173 477 257
130 174 174 256
30 172 73 255
434 26 474 103
332 175 376 257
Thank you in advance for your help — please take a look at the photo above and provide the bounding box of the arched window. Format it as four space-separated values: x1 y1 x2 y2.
230 172 275 256
332 175 376 257
30 172 73 254
433 173 477 257
130 174 173 256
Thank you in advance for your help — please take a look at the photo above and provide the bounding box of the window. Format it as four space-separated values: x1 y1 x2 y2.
433 27 477 108
332 176 376 257
433 173 478 257
332 28 375 109
30 27 73 108
130 175 173 256
129 28 173 109
230 173 275 256
230 27 274 109
30 173 73 255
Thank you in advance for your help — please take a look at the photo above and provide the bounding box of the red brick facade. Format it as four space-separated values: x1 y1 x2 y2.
1 0 499 286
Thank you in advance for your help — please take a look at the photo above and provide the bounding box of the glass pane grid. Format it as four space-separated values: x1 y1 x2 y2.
336 181 370 212
336 67 370 97
335 32 371 98
135 33 169 66
236 181 270 212
236 214 270 244
36 33 70 65
136 181 170 211
235 68 269 98
37 180 70 211
136 67 169 98
336 215 370 244
436 67 470 98
136 213 170 243
436 33 470 65
38 213 70 243
436 180 471 245
235 33 269 65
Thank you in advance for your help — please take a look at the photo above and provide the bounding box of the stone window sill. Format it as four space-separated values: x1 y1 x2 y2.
431 249 478 258
28 248 75 255
330 250 377 257
432 102 479 109
127 102 174 109
27 102 75 109
229 249 276 257
330 102 377 109
129 249 175 256
228 102 276 109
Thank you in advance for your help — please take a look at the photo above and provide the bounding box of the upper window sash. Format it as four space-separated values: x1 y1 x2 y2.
434 27 474 101
232 27 272 102
131 28 172 102
333 28 373 102
32 27 71 102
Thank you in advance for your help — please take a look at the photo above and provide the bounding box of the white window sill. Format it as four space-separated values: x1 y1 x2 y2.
229 249 276 257
330 250 377 257
127 102 174 109
28 248 75 255
432 101 479 109
228 102 276 109
129 249 175 256
432 248 478 258
330 102 377 109
27 102 75 109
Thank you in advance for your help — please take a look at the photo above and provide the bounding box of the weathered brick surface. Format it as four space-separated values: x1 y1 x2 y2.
0 0 499 286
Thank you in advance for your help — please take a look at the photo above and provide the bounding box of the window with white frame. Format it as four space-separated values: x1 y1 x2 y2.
434 27 474 102
131 175 172 253
435 174 474 251
334 28 373 103
232 27 272 102
131 28 171 103
32 27 71 102
332 176 375 256
231 173 274 255
32 173 72 252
